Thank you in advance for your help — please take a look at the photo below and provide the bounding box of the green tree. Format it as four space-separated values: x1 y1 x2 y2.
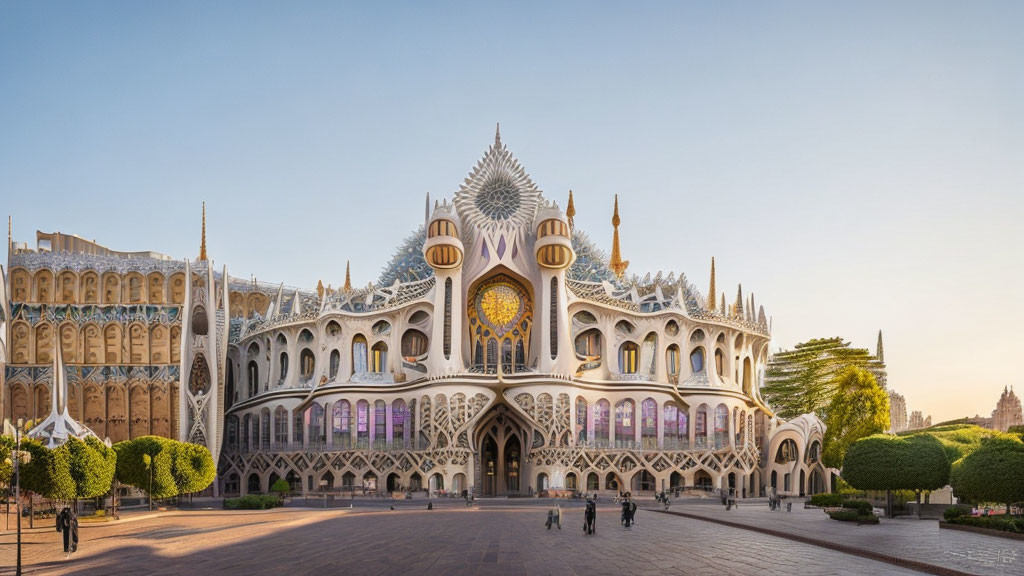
114 437 216 506
763 338 885 419
843 434 950 491
171 441 217 494
17 436 114 500
271 478 291 497
950 434 1024 514
0 435 14 488
822 366 889 469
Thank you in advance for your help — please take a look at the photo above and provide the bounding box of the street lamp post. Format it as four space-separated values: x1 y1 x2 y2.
14 418 28 576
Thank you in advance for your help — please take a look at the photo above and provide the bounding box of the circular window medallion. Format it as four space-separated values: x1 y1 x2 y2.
475 177 521 221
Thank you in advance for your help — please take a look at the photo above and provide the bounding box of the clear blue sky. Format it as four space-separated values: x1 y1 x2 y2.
2 2 1021 423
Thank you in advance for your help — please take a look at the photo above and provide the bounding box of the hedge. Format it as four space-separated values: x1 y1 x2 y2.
949 434 1024 508
841 500 874 515
843 433 951 492
224 494 283 510
809 493 842 507
828 510 879 524
946 515 1024 534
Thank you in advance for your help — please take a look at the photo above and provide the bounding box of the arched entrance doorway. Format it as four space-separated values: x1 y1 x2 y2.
694 470 713 492
387 472 401 493
799 469 806 496
809 468 825 495
537 472 549 492
409 472 422 492
631 470 656 493
476 404 527 496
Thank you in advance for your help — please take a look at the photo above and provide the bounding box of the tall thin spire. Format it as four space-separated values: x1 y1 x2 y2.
343 260 352 292
876 330 885 363
734 284 743 318
566 190 576 230
609 194 629 278
708 257 717 311
199 202 208 261
7 215 11 256
495 123 501 147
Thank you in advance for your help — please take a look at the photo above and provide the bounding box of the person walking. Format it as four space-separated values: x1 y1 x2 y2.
56 507 79 555
584 498 596 534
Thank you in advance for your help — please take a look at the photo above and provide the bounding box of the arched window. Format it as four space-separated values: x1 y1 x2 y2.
242 414 251 452
373 400 386 449
191 305 208 336
690 347 705 373
619 342 639 374
715 348 724 376
401 330 427 361
641 398 657 449
370 342 388 373
308 403 325 447
714 404 729 449
574 329 602 360
248 361 259 397
274 406 288 447
278 352 289 385
807 440 820 463
666 344 680 381
332 400 350 449
329 350 340 379
352 335 368 375
614 400 634 448
587 472 599 491
641 333 657 376
467 274 533 374
300 348 315 382
292 409 304 446
695 404 709 449
776 438 799 463
260 408 270 449
595 399 610 448
575 396 588 444
392 399 407 448
356 400 369 448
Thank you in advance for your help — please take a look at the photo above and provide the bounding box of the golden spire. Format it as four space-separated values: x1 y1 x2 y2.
609 194 629 278
707 257 717 311
566 190 576 230
343 260 352 292
316 279 324 301
198 202 208 261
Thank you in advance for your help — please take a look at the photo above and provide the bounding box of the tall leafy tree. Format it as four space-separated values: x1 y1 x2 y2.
763 338 886 419
18 436 115 500
822 366 890 469
114 436 216 505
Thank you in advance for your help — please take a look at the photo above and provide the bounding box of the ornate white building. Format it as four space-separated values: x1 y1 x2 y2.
3 128 831 498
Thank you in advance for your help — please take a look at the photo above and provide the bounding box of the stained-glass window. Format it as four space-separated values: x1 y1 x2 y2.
476 177 521 221
641 398 657 449
615 400 634 447
714 404 729 449
549 278 558 360
595 399 610 447
443 278 452 358
332 400 350 449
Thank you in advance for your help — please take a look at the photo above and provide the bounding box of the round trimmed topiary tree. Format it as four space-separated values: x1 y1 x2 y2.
950 434 1024 515
842 433 950 517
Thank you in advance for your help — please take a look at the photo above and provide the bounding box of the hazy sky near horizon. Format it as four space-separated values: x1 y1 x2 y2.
2 2 1021 423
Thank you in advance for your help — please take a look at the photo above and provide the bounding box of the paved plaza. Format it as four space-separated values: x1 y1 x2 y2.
0 501 937 576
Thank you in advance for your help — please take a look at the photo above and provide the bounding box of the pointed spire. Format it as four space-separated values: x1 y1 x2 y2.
199 202 208 261
495 123 501 147
720 293 726 315
609 194 629 278
877 330 885 363
734 284 743 318
707 257 717 311
316 280 324 301
424 192 431 231
343 260 352 292
566 190 576 230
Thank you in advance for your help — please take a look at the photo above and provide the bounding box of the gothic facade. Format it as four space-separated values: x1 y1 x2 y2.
2 129 829 498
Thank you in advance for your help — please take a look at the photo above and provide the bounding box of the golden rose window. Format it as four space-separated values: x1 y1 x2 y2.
468 275 532 374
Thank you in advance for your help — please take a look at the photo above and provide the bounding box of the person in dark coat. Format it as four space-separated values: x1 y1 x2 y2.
584 498 596 534
621 498 633 528
56 507 79 554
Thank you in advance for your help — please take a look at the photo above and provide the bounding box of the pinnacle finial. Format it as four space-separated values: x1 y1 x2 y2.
876 330 885 363
495 123 501 147
343 260 352 292
317 279 324 301
708 257 717 311
609 194 629 278
566 190 576 230
199 202 208 261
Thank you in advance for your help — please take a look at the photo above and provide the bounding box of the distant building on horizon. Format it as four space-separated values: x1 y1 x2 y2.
889 390 908 433
991 386 1023 432
908 410 931 431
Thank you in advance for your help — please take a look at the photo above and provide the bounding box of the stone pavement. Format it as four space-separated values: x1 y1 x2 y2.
0 504 924 575
660 499 1023 576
